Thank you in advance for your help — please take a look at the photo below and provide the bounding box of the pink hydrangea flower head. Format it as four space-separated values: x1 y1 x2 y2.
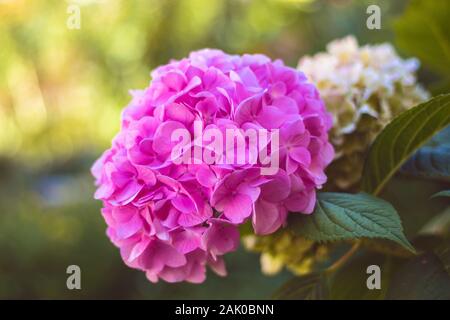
92 49 333 283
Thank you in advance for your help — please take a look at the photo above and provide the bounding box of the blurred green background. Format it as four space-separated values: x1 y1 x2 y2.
0 0 448 299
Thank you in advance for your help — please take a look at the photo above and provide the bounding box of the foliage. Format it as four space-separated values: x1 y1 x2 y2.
386 251 450 300
289 193 414 252
275 93 450 300
273 272 329 300
432 190 450 199
401 126 450 181
361 94 450 195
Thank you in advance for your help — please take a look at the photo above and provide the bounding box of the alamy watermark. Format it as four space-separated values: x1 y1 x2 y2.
66 265 81 290
66 1 81 30
366 264 381 290
366 5 381 30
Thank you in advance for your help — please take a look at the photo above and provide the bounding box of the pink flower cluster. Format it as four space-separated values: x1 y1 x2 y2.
92 49 334 283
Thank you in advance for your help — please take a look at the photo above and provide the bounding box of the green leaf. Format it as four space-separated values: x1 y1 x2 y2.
400 126 450 181
394 0 450 77
379 176 448 238
412 235 446 253
401 145 450 181
361 94 450 195
386 251 450 300
272 273 329 300
431 190 450 198
361 239 414 258
435 243 450 275
329 250 391 300
419 207 450 238
289 193 415 253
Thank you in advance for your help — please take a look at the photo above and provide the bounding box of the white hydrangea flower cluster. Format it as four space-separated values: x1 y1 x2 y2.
299 36 429 189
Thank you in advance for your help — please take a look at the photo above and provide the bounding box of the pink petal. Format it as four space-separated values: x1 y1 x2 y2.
101 207 115 226
186 261 207 283
145 271 159 283
259 170 290 202
135 166 157 185
280 119 306 142
272 96 298 114
285 190 316 213
172 193 196 213
161 71 187 91
202 220 239 257
172 230 202 254
94 183 114 200
142 241 187 272
177 213 203 227
164 103 195 124
290 146 311 167
159 266 189 283
257 106 288 129
113 181 143 205
238 67 260 88
236 183 261 203
234 91 264 125
285 155 299 175
195 166 217 188
216 193 253 223
152 121 186 155
128 238 151 261
149 217 169 241
269 81 287 98
208 256 227 277
252 199 286 235
115 213 143 239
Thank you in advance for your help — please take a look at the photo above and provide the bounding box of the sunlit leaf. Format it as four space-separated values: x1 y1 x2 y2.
289 193 415 253
361 94 450 195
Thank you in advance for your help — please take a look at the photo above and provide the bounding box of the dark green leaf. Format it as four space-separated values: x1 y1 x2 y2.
412 235 446 254
379 176 448 238
289 193 415 253
361 239 414 258
431 190 450 198
329 250 391 300
386 251 450 300
361 94 450 195
435 243 450 275
273 273 329 300
401 126 450 181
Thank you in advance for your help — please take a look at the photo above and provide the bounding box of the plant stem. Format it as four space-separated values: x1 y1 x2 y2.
325 241 361 275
